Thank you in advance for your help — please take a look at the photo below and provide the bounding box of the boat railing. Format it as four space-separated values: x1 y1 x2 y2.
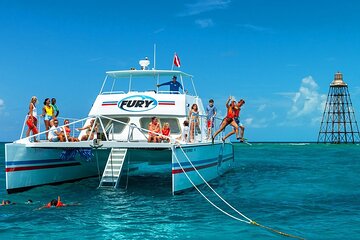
101 91 126 95
187 114 225 142
18 113 226 144
19 115 85 140
157 90 182 94
17 116 92 143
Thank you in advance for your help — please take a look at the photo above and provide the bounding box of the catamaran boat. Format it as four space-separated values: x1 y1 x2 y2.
5 58 235 194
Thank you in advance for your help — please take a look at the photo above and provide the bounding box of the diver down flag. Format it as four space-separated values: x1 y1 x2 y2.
173 53 181 67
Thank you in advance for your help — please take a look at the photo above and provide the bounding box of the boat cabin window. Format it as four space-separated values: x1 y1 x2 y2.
103 117 130 134
140 117 180 134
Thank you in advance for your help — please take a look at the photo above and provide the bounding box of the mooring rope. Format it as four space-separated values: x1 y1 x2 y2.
173 146 305 240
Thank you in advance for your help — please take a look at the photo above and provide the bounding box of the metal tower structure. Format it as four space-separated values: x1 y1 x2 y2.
317 72 360 143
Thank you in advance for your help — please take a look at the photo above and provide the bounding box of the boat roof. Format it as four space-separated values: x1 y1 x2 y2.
106 69 193 79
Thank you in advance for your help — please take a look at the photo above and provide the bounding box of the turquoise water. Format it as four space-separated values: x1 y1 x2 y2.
1 143 360 239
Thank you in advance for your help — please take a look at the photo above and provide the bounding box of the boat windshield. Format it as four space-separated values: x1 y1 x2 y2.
100 70 197 96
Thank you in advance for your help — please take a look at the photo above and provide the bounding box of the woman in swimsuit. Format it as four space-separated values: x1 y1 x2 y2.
148 117 160 143
41 98 54 139
63 119 79 142
160 122 171 143
212 96 239 143
77 119 97 141
188 104 200 142
26 96 39 142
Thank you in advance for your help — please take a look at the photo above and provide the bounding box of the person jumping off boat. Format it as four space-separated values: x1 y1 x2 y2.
222 99 245 142
212 96 239 143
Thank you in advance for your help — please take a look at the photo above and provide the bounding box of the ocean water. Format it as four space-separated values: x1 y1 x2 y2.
1 142 360 240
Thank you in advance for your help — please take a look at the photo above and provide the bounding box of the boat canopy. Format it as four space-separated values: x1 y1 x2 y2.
100 69 197 96
106 70 193 79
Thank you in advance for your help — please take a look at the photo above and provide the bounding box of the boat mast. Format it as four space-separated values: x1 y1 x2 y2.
153 43 156 70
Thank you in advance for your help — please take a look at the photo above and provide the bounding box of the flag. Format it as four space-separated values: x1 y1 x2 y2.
173 53 181 67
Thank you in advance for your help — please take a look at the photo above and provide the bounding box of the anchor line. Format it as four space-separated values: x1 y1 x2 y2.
178 146 252 222
171 150 250 224
173 146 305 240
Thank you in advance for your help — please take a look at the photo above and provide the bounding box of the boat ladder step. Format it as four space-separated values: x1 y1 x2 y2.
98 148 127 188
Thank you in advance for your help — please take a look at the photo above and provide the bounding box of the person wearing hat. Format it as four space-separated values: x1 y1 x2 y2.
157 75 183 94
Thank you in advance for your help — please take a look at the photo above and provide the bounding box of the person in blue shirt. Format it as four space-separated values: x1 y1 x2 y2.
157 76 183 94
206 99 217 139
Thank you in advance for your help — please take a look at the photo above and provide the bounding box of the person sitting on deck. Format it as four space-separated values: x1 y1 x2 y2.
77 119 98 141
156 76 183 94
63 119 79 142
160 122 171 143
148 117 160 143
176 120 190 143
48 119 65 142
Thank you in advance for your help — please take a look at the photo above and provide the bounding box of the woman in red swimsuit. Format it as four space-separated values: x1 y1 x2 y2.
26 96 39 142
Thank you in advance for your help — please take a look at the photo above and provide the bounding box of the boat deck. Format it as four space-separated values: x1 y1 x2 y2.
16 140 222 149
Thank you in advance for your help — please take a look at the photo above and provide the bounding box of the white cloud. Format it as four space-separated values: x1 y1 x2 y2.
0 98 4 114
179 0 231 16
257 104 266 112
287 76 326 124
353 86 360 96
238 24 273 33
243 112 277 129
153 28 165 34
195 18 214 28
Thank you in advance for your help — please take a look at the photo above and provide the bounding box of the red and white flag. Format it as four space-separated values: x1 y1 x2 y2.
173 53 181 67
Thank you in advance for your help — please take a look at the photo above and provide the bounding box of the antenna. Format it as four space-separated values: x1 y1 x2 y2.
153 44 156 70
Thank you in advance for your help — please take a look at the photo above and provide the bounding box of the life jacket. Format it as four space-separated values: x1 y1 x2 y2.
45 200 64 208
226 107 235 119
233 107 240 118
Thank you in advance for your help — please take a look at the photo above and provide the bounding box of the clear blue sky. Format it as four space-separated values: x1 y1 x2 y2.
1 0 360 142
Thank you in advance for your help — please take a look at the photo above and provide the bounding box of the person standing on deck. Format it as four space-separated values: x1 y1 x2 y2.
206 99 217 140
41 98 54 139
157 76 183 94
26 96 39 142
50 98 59 117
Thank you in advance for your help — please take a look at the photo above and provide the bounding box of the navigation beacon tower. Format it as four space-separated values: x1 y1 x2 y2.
317 72 360 143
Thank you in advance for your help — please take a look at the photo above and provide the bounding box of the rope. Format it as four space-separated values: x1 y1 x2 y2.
171 150 250 224
173 146 305 240
178 147 252 222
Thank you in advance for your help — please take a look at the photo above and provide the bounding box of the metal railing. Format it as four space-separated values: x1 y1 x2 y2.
18 114 226 144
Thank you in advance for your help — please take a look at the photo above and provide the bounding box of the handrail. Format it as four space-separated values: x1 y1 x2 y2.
16 116 93 143
17 113 225 144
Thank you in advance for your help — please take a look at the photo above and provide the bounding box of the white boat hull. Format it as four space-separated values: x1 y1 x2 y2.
5 142 234 194
172 143 234 193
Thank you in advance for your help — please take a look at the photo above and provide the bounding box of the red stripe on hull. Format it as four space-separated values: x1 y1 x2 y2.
172 162 217 174
6 162 81 172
